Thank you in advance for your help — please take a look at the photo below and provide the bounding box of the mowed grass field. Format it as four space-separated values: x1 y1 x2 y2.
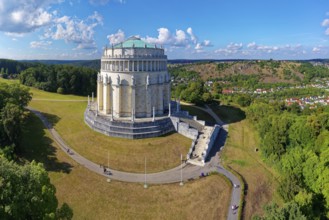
28 87 191 173
20 111 231 220
210 104 282 219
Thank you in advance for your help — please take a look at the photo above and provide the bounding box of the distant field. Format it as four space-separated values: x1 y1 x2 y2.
28 87 191 173
20 112 231 220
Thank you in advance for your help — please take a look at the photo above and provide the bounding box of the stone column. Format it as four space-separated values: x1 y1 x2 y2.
157 76 164 114
146 75 151 117
131 75 135 119
152 106 155 122
97 73 103 111
168 102 171 116
131 108 135 122
114 74 121 117
103 75 111 114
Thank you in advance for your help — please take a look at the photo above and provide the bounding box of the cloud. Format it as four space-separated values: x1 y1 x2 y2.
4 32 25 37
322 19 329 27
195 43 203 50
227 42 243 50
144 28 172 45
44 11 103 49
202 40 212 47
187 27 197 44
246 42 279 52
107 29 125 45
0 0 56 33
30 40 52 49
215 42 243 54
313 47 321 53
89 0 125 5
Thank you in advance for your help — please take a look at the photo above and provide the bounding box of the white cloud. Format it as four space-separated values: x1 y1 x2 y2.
247 42 257 49
4 32 25 37
30 40 52 49
202 40 212 47
175 29 188 46
89 0 125 5
313 47 320 53
88 11 103 25
107 29 125 45
144 28 172 45
143 27 209 50
227 42 243 50
0 0 55 33
195 43 203 50
322 19 329 27
44 12 103 49
186 27 197 44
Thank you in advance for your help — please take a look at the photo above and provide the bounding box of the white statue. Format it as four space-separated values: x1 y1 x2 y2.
108 75 112 84
116 74 120 85
131 75 135 86
146 74 150 85
97 73 102 82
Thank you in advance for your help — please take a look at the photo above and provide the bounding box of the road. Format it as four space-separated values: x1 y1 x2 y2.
28 106 241 220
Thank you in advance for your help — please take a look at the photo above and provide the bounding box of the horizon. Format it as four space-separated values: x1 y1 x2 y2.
0 0 328 60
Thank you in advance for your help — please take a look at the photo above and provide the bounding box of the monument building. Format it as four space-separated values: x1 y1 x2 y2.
84 36 221 166
97 36 171 119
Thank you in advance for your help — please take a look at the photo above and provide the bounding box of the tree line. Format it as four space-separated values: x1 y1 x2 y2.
247 101 329 219
19 64 97 96
0 82 73 219
0 59 34 78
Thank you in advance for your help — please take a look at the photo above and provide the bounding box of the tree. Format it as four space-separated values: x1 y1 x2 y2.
0 157 72 219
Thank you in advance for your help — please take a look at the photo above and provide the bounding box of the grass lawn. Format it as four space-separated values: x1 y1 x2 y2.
211 104 282 219
28 87 191 173
20 112 231 220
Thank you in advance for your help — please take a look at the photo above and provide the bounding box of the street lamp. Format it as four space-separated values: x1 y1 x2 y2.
144 157 148 189
180 154 184 186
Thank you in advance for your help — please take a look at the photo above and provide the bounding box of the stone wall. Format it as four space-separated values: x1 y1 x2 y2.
84 108 175 139
170 116 199 140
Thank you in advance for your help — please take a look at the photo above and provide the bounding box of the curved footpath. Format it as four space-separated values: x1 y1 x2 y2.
28 106 241 220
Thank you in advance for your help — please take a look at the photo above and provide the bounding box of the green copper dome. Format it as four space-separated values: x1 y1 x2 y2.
113 36 157 49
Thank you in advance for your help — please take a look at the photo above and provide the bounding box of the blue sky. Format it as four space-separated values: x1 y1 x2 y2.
0 0 328 60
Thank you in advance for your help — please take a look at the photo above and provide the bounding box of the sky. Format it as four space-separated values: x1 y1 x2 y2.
0 0 328 60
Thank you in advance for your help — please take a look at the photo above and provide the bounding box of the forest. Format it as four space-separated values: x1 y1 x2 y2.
0 82 73 219
247 101 329 219
19 64 97 96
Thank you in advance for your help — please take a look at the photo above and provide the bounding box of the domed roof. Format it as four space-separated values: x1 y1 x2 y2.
113 36 157 49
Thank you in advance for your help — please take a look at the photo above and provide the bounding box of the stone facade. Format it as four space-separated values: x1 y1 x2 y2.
97 36 171 119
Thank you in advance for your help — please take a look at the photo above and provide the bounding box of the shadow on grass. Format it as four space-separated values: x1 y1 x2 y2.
209 103 246 124
19 111 72 173
41 112 60 128
181 104 216 126
206 127 228 163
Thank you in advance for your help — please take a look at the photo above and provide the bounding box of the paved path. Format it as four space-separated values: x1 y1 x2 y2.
27 106 241 220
